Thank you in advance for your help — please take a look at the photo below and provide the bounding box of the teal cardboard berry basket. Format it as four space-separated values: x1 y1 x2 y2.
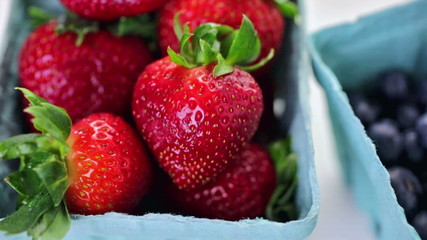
0 0 319 239
310 1 427 239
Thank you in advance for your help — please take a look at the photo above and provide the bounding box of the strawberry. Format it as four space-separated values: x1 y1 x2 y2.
158 0 285 66
60 0 168 21
167 143 276 220
65 113 153 215
0 89 153 239
133 16 272 190
19 18 152 123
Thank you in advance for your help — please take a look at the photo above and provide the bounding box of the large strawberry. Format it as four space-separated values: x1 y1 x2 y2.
133 16 271 190
158 0 291 67
167 143 276 220
0 89 153 239
60 0 168 21
19 17 152 123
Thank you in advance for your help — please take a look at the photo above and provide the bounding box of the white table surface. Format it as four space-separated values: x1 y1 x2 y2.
0 0 415 239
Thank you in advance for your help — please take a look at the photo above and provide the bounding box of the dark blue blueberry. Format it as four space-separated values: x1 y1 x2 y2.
418 79 427 106
348 93 380 125
412 211 427 240
416 113 427 148
388 166 422 220
421 172 427 199
403 130 424 164
368 119 402 163
379 70 409 100
397 104 420 129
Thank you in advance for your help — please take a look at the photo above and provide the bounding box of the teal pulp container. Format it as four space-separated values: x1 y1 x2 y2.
311 1 427 239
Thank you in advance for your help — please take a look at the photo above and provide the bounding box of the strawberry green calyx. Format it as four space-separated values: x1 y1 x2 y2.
28 6 56 30
168 14 274 76
112 14 156 39
0 88 72 240
27 6 98 46
56 12 100 46
266 138 298 222
109 14 158 51
29 6 157 48
274 0 298 19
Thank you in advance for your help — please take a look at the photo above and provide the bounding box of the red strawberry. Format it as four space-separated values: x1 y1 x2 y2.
19 21 152 122
132 17 269 190
167 143 276 220
60 0 168 21
133 58 262 189
158 0 284 66
65 112 153 215
0 89 153 239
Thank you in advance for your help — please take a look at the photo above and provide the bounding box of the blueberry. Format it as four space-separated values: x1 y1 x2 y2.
421 172 427 198
368 119 402 163
379 70 409 100
418 79 427 106
412 211 427 239
397 104 420 129
416 113 427 148
388 166 422 220
403 130 424 164
348 93 380 125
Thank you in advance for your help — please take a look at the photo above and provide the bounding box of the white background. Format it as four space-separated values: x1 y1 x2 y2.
0 0 415 239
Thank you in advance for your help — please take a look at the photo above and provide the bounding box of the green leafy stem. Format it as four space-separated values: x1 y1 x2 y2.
266 138 299 222
0 88 72 240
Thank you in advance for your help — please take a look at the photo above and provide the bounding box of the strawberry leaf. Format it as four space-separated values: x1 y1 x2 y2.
274 0 298 19
173 12 185 41
110 14 158 52
179 32 195 64
213 55 234 76
6 169 45 197
7 151 69 206
28 202 71 240
192 24 219 47
220 30 238 60
266 138 298 222
28 6 56 30
113 14 156 39
18 88 49 105
199 39 220 65
168 47 192 68
0 89 73 239
0 192 53 235
225 15 261 66
18 88 72 143
0 134 43 160
238 49 275 72
32 155 69 206
169 14 271 74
